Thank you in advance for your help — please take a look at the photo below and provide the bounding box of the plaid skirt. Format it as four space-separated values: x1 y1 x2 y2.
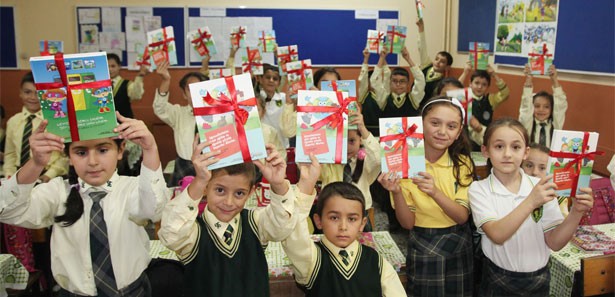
480 257 550 297
407 223 473 297
169 157 196 187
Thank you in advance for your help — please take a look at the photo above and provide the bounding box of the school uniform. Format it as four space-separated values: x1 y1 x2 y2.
519 86 567 147
468 79 510 147
3 108 68 179
468 169 564 296
152 90 196 187
262 122 287 161
370 64 426 117
111 75 144 119
418 31 444 101
159 182 313 297
281 194 406 297
260 90 290 148
280 103 297 138
358 63 381 137
0 166 170 296
394 152 474 296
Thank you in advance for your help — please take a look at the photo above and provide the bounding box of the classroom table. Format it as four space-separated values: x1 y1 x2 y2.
0 254 29 291
149 231 406 296
549 223 615 297
471 151 489 180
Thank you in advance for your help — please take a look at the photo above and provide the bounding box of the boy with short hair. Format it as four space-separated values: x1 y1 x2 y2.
282 182 406 296
416 19 453 101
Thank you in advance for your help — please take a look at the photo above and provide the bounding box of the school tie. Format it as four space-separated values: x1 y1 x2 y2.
539 122 547 146
343 162 352 183
20 115 36 167
223 224 234 245
89 191 118 297
339 249 350 266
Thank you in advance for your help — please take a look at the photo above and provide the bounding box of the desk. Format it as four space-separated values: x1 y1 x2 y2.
550 223 615 296
0 254 29 291
471 152 489 180
149 231 406 296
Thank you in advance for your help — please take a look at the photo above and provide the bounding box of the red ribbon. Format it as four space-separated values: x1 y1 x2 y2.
548 132 604 195
148 27 175 63
296 92 355 163
286 60 310 90
34 53 112 142
459 88 472 125
368 32 385 49
469 42 489 69
379 119 424 178
41 40 51 56
191 28 212 56
243 48 262 74
278 46 298 63
136 46 151 66
259 31 275 52
387 26 407 53
193 77 257 162
528 44 553 75
231 26 246 47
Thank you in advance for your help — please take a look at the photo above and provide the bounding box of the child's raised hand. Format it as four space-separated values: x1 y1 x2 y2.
526 175 557 209
349 110 368 136
202 54 211 64
230 45 239 57
524 64 532 76
255 144 287 185
401 47 411 63
138 64 149 77
378 172 402 194
29 120 64 168
297 153 321 196
156 61 171 81
114 112 156 151
486 64 496 76
570 187 594 215
416 19 424 32
188 135 220 199
469 117 482 132
411 172 440 198
363 48 370 59
548 64 557 79
464 61 473 73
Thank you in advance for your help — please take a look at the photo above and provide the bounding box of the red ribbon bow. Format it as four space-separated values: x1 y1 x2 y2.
286 61 311 91
296 91 355 163
243 48 262 74
231 26 246 47
528 44 553 75
278 47 298 63
259 31 275 52
368 32 385 49
148 27 175 65
469 42 489 69
34 53 112 142
193 77 257 162
136 46 151 66
548 132 604 195
191 28 212 56
387 26 407 53
379 118 424 178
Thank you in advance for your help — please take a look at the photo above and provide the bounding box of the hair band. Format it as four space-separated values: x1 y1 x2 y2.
422 97 466 122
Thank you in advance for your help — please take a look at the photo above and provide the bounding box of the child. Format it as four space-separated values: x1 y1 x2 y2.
318 111 380 231
416 19 453 100
379 96 475 296
370 47 426 117
459 63 510 149
0 113 170 296
435 77 464 96
358 48 381 137
257 96 287 160
255 63 289 148
158 142 320 297
469 118 593 296
519 64 567 147
153 61 207 187
107 53 148 119
522 143 573 217
281 182 406 296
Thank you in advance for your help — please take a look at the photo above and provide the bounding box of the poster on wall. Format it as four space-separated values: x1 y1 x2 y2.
494 0 559 58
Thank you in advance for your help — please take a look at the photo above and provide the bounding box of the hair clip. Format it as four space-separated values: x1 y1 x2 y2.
69 183 80 191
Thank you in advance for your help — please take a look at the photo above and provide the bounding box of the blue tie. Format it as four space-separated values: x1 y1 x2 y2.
89 191 118 297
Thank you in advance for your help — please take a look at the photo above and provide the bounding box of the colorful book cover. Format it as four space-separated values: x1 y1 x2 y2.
469 42 490 70
277 45 299 73
209 68 233 79
39 40 63 56
415 0 425 19
230 26 247 48
384 25 407 54
146 26 178 69
188 73 267 170
446 88 474 126
571 225 615 252
187 26 217 57
366 30 385 54
29 52 118 142
258 30 276 53
133 43 151 70
295 90 349 164
241 47 264 75
379 117 425 178
320 80 359 129
286 59 313 92
528 44 553 75
547 129 600 197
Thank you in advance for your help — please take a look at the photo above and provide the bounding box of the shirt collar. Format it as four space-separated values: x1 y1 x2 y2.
111 76 123 84
534 118 551 125
321 235 360 261
430 150 452 168
21 107 42 118
204 206 241 238
78 171 119 193
488 168 536 196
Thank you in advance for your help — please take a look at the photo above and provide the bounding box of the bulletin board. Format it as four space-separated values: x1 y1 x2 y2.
0 6 18 68
457 0 615 75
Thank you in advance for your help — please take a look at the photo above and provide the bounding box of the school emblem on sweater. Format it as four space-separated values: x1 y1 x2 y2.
531 206 543 222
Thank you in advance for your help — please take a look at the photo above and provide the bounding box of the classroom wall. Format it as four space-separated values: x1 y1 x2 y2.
1 0 613 175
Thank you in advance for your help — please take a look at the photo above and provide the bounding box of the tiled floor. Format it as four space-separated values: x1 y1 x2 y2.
372 201 408 257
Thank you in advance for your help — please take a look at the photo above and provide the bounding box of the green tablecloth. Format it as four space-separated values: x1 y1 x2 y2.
549 223 615 297
0 254 29 291
150 231 405 278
